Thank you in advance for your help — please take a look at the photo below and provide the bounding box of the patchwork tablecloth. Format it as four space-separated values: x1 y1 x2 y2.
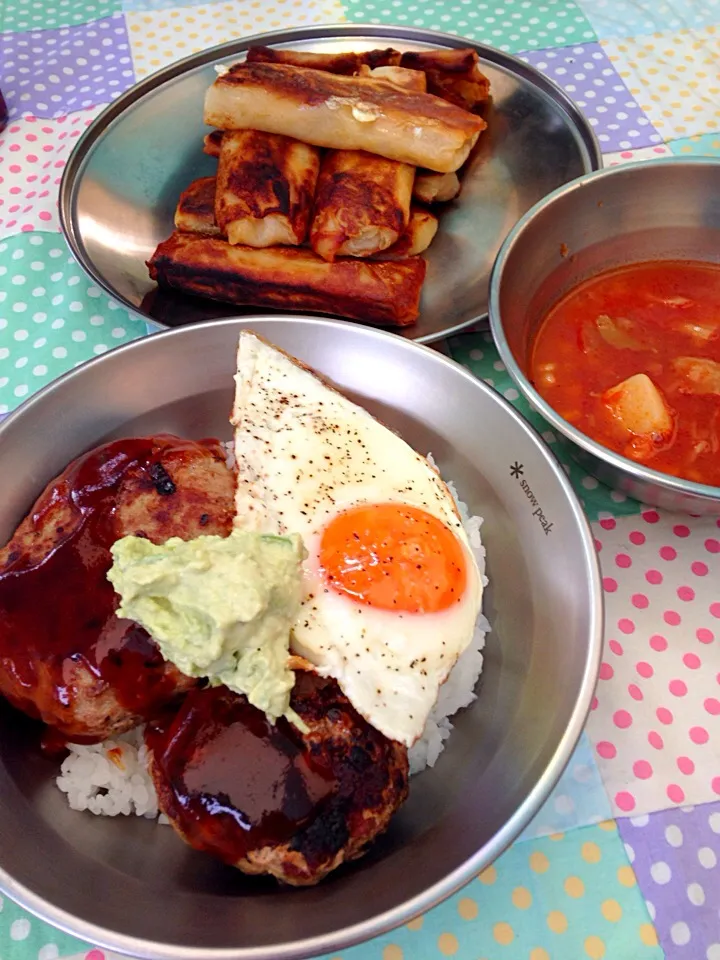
0 1 719 958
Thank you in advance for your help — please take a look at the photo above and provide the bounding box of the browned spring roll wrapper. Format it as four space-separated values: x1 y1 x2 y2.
174 178 437 258
310 150 414 261
174 176 222 237
203 130 222 157
147 232 426 327
399 49 490 113
215 130 320 247
247 46 490 112
204 62 486 173
246 46 400 75
375 206 438 260
358 64 427 92
413 170 462 204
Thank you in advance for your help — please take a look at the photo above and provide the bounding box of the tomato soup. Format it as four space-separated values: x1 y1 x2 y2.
530 261 720 487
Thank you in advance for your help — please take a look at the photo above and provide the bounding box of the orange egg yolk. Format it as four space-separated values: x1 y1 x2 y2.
319 503 467 614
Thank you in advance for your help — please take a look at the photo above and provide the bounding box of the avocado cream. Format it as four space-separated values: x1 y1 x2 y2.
107 530 306 723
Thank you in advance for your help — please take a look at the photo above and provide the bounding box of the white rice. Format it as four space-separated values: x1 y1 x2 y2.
55 465 489 814
55 727 164 820
407 465 490 775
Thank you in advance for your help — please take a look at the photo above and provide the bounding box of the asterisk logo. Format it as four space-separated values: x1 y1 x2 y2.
510 461 524 478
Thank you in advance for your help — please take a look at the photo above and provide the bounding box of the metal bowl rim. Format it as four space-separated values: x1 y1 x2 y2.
0 315 604 960
57 21 602 346
488 155 720 503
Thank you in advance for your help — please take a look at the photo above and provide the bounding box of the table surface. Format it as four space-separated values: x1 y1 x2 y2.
1 1 719 958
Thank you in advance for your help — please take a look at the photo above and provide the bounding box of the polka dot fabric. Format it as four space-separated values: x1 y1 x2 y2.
122 0 212 9
618 803 720 958
0 14 136 120
342 0 597 54
602 28 720 141
126 0 347 78
3 2 720 960
449 333 642 521
309 822 661 960
670 130 720 155
519 43 663 151
587 512 720 816
576 0 720 40
0 893 87 959
0 110 103 236
0 0 121 32
603 143 671 165
0 232 148 412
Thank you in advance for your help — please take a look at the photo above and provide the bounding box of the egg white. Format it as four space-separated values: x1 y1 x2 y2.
231 332 484 746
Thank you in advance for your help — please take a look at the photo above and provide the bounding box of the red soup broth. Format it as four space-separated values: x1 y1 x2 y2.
530 260 720 487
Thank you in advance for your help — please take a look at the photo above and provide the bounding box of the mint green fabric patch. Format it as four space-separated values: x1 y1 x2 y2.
0 0 121 31
0 232 147 414
342 0 597 54
669 132 720 157
0 893 88 959
449 331 642 521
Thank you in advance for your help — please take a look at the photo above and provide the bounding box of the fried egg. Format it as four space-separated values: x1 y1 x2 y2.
231 332 483 747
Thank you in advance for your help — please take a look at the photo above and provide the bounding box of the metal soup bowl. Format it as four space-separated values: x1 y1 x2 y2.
488 157 720 515
0 317 602 960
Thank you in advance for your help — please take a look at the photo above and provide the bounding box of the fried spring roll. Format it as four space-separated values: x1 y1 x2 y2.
310 150 414 262
246 46 401 75
247 46 490 111
147 232 425 327
413 170 462 204
358 64 427 92
174 176 221 236
215 130 320 247
204 62 486 173
203 130 222 157
400 49 490 113
180 169 437 259
376 206 438 260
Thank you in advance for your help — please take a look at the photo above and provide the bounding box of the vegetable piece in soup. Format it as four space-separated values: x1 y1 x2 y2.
601 374 675 461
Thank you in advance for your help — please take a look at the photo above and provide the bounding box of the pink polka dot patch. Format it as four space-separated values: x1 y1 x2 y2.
0 108 102 236
602 144 671 166
589 512 720 816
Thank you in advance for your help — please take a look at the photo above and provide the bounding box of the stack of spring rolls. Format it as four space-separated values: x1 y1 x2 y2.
147 46 490 328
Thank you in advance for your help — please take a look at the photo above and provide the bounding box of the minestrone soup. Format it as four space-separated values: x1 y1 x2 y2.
530 261 720 487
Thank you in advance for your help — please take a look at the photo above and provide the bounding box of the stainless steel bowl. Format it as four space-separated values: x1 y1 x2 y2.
0 317 602 959
488 157 720 515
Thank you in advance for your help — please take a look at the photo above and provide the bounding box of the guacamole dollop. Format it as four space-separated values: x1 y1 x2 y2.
107 530 306 723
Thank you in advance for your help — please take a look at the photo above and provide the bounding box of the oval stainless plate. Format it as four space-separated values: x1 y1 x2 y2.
59 24 601 344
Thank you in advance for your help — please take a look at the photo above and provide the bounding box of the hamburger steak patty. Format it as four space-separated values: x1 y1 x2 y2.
146 665 410 885
0 434 236 740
